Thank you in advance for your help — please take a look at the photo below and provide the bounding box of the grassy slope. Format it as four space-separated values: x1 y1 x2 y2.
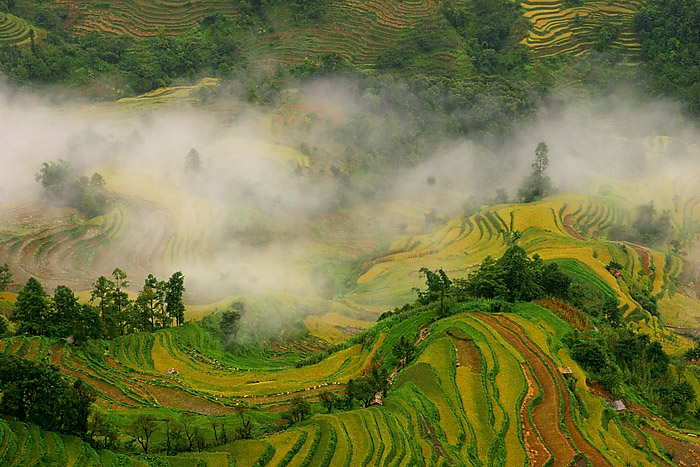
4 303 688 466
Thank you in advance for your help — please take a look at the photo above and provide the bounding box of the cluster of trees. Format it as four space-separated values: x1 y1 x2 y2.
608 202 672 247
517 142 553 203
0 262 11 291
35 160 110 218
566 328 695 418
122 412 248 454
313 364 390 415
0 14 245 95
201 301 244 350
10 268 185 341
0 354 95 438
440 0 530 76
414 244 572 317
635 0 700 112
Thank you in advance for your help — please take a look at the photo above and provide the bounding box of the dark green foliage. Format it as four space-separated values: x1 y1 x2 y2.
53 284 81 337
130 414 159 453
629 287 658 317
166 271 186 327
454 246 570 303
392 335 416 366
565 327 693 417
346 365 389 408
633 202 671 246
517 142 552 203
217 301 244 346
35 160 110 218
135 274 167 331
282 396 311 425
11 277 52 335
567 334 608 373
415 267 452 316
0 354 95 437
595 19 619 52
684 341 700 362
602 296 622 327
635 0 700 111
440 0 530 76
319 391 339 413
0 15 245 94
0 262 12 291
0 314 10 337
286 0 328 22
608 202 671 247
13 278 101 340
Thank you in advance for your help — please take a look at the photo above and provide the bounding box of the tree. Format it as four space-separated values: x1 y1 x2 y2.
346 366 388 408
319 391 338 413
163 417 184 454
130 414 159 453
496 245 541 301
234 407 254 440
53 285 81 337
166 271 186 326
392 335 416 367
181 413 197 451
185 148 202 172
517 142 552 203
12 277 51 335
0 354 95 437
135 274 167 331
602 296 622 328
0 262 12 291
111 268 131 335
91 275 117 338
88 411 119 449
282 396 311 425
415 267 451 316
220 302 243 341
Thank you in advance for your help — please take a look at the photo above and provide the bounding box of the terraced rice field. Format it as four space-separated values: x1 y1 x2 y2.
177 304 688 466
54 0 239 36
520 0 641 57
0 12 40 46
249 0 440 67
0 196 173 292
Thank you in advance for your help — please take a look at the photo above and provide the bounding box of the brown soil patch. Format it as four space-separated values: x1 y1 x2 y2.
585 380 611 400
451 336 481 373
563 215 585 240
48 343 136 408
520 363 551 466
477 313 610 467
623 242 651 275
622 421 672 467
641 425 700 466
144 382 235 415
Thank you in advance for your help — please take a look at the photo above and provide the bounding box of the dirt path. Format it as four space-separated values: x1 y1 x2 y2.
622 242 651 275
478 314 610 467
640 425 700 466
563 215 585 241
520 363 551 466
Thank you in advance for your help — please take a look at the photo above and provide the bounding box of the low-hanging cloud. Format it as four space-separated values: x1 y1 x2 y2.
1 77 698 306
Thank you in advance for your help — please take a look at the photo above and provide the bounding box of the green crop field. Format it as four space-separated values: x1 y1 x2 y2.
0 12 40 46
2 0 700 460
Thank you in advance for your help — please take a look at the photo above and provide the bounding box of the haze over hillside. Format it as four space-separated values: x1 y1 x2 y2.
1 0 700 465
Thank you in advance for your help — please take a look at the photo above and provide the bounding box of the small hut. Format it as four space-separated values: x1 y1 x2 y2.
559 366 573 378
166 368 180 376
609 400 626 412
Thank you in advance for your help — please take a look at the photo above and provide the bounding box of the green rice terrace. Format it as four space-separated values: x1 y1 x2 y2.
3 125 700 465
0 12 40 46
1 0 700 464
